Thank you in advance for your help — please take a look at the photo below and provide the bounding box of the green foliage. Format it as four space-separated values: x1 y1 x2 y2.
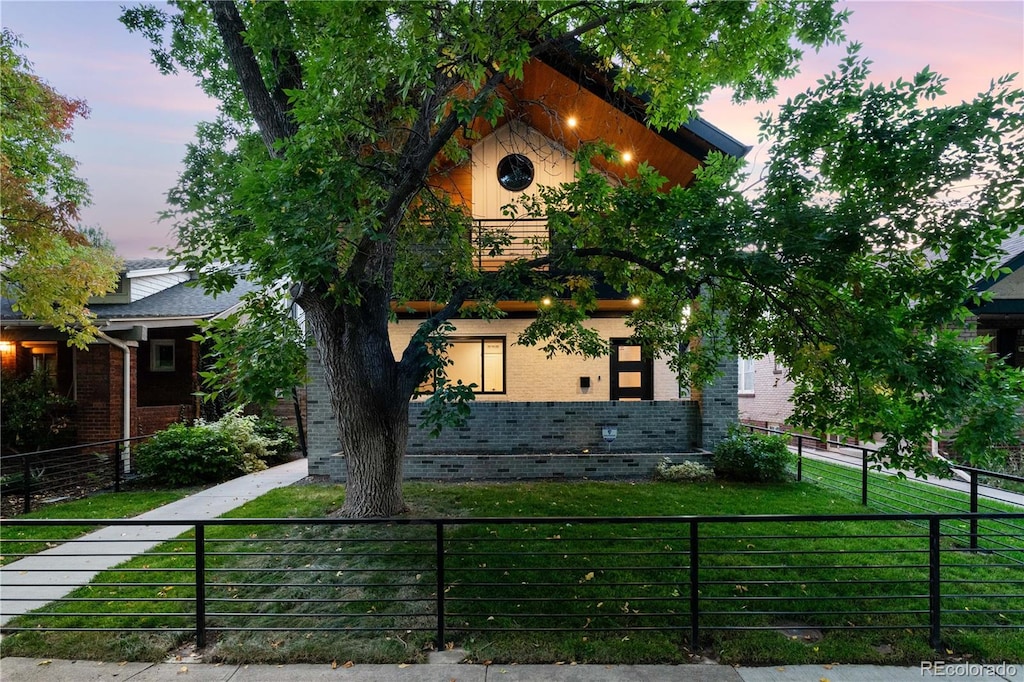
194 408 271 474
120 0 1024 502
253 416 299 465
713 429 794 483
192 289 307 410
0 370 76 453
653 458 715 483
0 30 120 347
135 422 252 487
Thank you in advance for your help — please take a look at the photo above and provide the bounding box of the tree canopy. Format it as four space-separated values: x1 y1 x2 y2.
0 29 120 347
122 1 1022 515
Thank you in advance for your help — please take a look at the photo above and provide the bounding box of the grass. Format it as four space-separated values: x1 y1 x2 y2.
1 479 1021 666
0 488 195 566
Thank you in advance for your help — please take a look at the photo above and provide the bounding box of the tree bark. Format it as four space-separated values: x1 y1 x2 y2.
301 276 411 518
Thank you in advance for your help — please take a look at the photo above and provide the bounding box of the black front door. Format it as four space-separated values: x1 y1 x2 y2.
610 339 653 401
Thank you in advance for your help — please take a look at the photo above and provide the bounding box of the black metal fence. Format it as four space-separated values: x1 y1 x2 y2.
3 512 1022 651
743 424 1024 560
0 435 154 514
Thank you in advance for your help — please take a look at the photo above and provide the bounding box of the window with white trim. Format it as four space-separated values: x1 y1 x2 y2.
150 339 176 372
738 357 755 394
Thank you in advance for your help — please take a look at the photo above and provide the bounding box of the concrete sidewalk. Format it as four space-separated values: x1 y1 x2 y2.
0 657 983 682
0 459 309 626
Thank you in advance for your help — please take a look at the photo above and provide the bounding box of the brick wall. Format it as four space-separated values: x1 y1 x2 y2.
136 405 191 436
75 343 133 444
701 355 738 450
317 451 710 482
738 354 795 428
309 398 703 478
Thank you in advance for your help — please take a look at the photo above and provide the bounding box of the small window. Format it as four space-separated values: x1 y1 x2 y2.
738 357 755 394
497 154 534 192
151 340 176 372
31 345 58 382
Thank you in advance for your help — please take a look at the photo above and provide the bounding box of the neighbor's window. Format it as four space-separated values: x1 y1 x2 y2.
150 339 176 372
440 337 505 394
738 357 755 393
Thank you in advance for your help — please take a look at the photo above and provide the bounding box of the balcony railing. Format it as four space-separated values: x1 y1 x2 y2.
470 217 550 271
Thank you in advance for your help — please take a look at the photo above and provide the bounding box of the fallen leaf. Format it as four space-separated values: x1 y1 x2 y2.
37 661 51 666
331 660 338 669
343 661 354 668
179 665 188 673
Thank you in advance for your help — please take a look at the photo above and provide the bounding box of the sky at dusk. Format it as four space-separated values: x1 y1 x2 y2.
2 1 1022 259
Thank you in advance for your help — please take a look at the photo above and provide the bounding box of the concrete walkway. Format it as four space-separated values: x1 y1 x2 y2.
1 657 997 682
0 459 308 626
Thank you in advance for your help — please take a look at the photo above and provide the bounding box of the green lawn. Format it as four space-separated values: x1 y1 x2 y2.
2 479 1021 666
1 489 194 566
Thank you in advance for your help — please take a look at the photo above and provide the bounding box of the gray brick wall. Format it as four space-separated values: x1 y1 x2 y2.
701 356 738 450
317 451 709 482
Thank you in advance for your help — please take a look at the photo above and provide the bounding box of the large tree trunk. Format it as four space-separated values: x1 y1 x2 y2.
303 285 412 518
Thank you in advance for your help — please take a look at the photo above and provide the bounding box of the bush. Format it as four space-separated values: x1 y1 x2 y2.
136 423 251 487
712 428 794 483
253 416 299 464
196 408 272 473
654 458 715 482
1 370 76 453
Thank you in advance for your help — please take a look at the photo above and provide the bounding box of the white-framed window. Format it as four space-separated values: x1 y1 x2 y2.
435 337 506 394
738 357 755 394
150 339 176 372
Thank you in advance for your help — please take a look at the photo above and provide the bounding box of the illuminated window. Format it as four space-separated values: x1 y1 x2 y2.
435 337 505 394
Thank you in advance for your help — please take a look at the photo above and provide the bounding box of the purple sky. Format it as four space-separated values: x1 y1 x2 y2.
2 1 1022 259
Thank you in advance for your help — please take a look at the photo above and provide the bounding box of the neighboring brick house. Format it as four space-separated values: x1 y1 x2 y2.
306 46 748 480
739 232 1024 432
1 259 259 450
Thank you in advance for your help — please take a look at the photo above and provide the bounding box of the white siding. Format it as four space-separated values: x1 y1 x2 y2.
129 272 191 302
471 122 575 218
390 317 681 402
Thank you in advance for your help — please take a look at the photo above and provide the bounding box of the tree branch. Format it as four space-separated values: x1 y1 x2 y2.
207 0 297 155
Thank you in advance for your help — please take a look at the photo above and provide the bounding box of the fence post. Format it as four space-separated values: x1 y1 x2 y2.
436 522 446 651
22 453 32 514
114 441 122 493
195 524 207 649
689 520 700 649
928 517 941 650
969 471 979 551
861 449 869 506
796 436 803 482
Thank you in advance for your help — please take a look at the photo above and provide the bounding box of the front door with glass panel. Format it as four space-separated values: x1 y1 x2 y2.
610 339 653 401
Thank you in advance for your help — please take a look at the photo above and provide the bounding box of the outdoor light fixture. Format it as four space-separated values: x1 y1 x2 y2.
630 297 641 306
621 151 633 163
0 341 13 354
566 116 578 128
541 297 552 306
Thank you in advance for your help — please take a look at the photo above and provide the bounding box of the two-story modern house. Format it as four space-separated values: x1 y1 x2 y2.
305 46 751 481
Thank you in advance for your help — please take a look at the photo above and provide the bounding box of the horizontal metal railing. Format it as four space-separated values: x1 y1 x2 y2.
742 424 1024 562
1 435 156 514
2 512 1021 651
470 217 550 270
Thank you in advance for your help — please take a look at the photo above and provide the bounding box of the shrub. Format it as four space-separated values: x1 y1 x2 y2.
0 370 76 453
712 428 794 483
253 416 299 464
197 408 271 473
135 423 250 487
654 458 715 482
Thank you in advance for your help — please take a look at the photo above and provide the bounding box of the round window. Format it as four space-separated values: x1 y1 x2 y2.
497 154 535 191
